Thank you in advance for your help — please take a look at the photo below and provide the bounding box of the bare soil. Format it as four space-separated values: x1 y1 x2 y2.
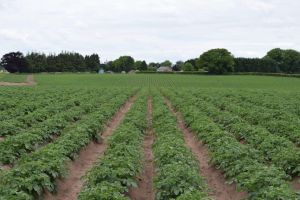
0 137 4 142
43 95 137 200
290 177 300 191
164 97 248 200
239 139 246 145
128 98 155 200
0 75 36 86
0 164 12 170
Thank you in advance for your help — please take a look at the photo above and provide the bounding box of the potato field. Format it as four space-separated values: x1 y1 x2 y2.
0 74 300 200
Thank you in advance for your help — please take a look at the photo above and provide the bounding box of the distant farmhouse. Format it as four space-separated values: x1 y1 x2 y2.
157 66 173 72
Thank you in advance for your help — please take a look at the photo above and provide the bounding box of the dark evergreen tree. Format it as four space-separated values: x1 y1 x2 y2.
234 57 279 73
26 52 47 73
85 54 100 72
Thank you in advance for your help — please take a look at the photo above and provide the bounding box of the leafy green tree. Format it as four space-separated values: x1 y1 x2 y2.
113 56 135 72
281 49 300 73
160 60 172 67
147 62 158 71
104 61 114 71
173 61 184 71
182 63 194 71
0 52 28 73
185 59 198 70
265 48 284 64
198 48 234 74
134 60 147 71
265 48 300 73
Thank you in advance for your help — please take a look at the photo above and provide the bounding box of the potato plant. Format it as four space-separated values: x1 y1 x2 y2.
0 89 134 199
152 93 210 200
162 88 297 199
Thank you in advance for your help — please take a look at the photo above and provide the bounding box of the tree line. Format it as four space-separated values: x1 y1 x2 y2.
1 48 300 74
234 48 300 74
186 48 300 74
0 52 100 73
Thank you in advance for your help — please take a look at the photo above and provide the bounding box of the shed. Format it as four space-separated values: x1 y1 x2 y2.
98 69 104 74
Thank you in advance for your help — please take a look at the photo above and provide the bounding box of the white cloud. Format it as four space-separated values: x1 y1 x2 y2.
0 0 299 62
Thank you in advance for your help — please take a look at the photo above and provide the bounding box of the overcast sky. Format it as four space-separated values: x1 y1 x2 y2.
0 0 299 62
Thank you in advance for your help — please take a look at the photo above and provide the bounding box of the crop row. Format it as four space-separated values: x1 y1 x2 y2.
215 90 300 125
0 90 89 136
0 90 134 199
0 89 77 121
79 91 147 200
180 90 300 176
204 91 300 145
162 89 297 199
220 90 300 117
0 89 124 165
0 89 42 112
152 93 210 200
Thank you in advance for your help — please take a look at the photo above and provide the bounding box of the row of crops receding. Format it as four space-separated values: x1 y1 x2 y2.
0 86 300 199
0 88 136 199
162 88 300 199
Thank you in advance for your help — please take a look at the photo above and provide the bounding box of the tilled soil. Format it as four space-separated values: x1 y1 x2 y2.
0 164 11 171
290 177 300 191
43 95 137 200
164 97 248 200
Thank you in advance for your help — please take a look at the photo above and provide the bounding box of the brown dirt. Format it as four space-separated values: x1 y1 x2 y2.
164 97 248 200
0 164 12 170
43 95 137 200
0 137 4 142
290 177 300 191
0 75 36 86
239 139 246 145
128 97 155 200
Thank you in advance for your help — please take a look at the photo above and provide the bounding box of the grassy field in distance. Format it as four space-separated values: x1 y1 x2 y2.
30 73 300 91
0 74 27 83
